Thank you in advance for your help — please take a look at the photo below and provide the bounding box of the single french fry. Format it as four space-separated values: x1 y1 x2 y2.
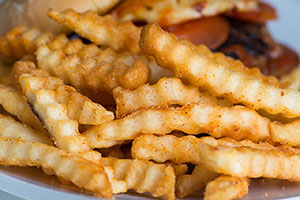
0 114 51 145
114 77 232 118
176 165 218 198
270 120 300 146
101 157 176 200
0 137 112 198
170 163 188 177
132 135 300 182
204 176 249 200
36 38 149 93
48 9 141 54
0 83 45 132
84 102 271 148
139 24 300 118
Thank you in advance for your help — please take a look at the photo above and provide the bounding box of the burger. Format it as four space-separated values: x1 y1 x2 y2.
112 0 299 85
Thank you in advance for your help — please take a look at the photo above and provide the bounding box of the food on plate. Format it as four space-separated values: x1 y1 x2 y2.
113 77 232 118
0 137 112 198
101 157 176 200
48 9 141 54
0 114 51 145
0 83 45 132
204 176 249 200
0 0 120 35
36 35 149 93
176 165 218 198
114 0 299 81
140 24 300 118
84 102 271 148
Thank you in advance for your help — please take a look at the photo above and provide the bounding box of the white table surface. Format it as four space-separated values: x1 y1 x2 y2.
0 0 299 200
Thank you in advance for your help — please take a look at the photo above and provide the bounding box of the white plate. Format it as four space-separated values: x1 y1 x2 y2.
0 0 300 199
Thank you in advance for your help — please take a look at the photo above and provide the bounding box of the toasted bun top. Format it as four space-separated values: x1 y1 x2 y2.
113 0 259 27
0 0 119 36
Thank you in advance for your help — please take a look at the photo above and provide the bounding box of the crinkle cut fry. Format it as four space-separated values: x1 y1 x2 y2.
204 176 249 200
176 165 218 198
19 74 89 152
0 25 54 59
0 114 52 145
132 135 300 182
48 9 141 54
114 77 232 118
36 37 149 94
84 102 271 148
0 137 112 198
139 24 300 118
101 157 175 200
0 83 45 133
270 119 300 146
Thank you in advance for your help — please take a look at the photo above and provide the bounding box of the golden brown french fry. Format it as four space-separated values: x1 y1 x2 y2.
19 74 89 152
113 0 258 27
0 137 112 198
270 120 300 146
113 77 232 118
101 157 176 200
133 135 300 182
170 163 188 177
84 102 271 148
176 165 218 198
204 176 249 200
36 38 149 93
139 24 300 118
0 114 51 145
48 9 141 54
0 83 45 132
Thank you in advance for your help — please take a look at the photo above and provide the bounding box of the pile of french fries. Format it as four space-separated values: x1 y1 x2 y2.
1 2 300 199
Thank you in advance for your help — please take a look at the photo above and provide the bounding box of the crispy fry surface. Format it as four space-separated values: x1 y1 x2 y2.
204 176 249 200
84 102 271 148
0 114 51 145
19 74 89 152
270 120 300 146
48 9 141 54
36 38 149 93
176 165 218 198
0 84 45 132
0 25 54 59
139 24 300 118
101 157 176 200
133 135 300 182
114 77 231 118
0 137 112 198
113 0 258 26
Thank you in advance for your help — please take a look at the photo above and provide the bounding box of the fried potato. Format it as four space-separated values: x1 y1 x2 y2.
36 38 149 93
204 176 249 200
48 9 141 54
133 135 300 182
0 83 45 132
101 157 176 200
139 24 300 118
0 114 51 145
114 77 232 118
270 120 300 146
280 67 300 90
170 163 188 177
84 102 271 148
0 25 54 59
0 137 112 198
176 165 218 198
113 0 258 27
98 146 125 159
19 74 89 152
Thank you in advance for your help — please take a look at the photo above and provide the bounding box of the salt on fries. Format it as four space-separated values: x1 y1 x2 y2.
84 102 271 148
176 165 218 198
101 157 176 200
36 36 149 93
139 24 300 118
0 137 112 198
114 77 232 118
204 176 249 200
48 9 141 54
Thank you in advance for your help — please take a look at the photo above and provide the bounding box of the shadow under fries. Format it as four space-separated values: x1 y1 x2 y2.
0 165 299 200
